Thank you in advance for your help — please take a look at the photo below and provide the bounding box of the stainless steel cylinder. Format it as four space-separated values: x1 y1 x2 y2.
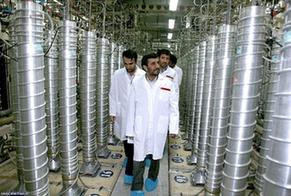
221 6 267 196
108 42 119 145
181 56 191 134
14 1 49 195
181 53 190 135
192 35 216 185
263 5 291 196
58 20 84 195
9 20 26 192
45 30 60 172
184 49 197 151
254 36 281 193
179 57 187 133
205 24 236 194
190 41 207 163
79 31 101 175
96 38 111 158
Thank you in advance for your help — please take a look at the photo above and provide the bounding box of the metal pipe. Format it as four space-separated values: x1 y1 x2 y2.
9 18 25 192
88 0 92 31
102 1 106 37
79 31 101 176
45 30 60 172
64 0 71 20
58 20 84 195
189 41 207 167
96 38 111 158
179 57 188 134
205 24 236 194
191 35 216 185
263 3 291 195
186 46 199 162
14 1 49 194
226 0 232 25
184 49 197 151
108 42 119 146
221 6 267 196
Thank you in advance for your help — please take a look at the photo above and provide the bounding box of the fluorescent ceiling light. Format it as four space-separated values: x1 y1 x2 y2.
169 0 178 11
168 19 175 29
167 33 173 40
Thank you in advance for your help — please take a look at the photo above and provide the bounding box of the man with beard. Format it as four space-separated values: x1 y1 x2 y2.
157 49 179 93
109 49 145 184
126 53 179 195
169 54 183 87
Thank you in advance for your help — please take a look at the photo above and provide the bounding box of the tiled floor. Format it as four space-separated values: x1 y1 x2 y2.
0 135 254 196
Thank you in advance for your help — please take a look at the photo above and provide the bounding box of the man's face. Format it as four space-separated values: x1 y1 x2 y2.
159 54 170 68
123 57 136 73
146 57 160 76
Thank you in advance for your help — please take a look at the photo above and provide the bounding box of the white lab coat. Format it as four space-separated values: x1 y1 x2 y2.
109 67 145 140
173 65 183 86
160 66 179 94
126 75 179 161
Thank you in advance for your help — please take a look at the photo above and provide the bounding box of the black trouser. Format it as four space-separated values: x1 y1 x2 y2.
123 140 134 176
131 155 160 191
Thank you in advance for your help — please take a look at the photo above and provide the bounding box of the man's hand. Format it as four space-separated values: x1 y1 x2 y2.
110 116 116 123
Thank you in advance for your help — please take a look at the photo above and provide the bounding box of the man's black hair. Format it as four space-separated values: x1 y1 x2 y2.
141 53 159 70
122 49 138 62
157 49 171 57
170 54 177 65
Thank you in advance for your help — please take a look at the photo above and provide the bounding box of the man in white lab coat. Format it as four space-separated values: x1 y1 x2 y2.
126 53 179 196
169 54 183 87
157 49 179 92
109 49 145 184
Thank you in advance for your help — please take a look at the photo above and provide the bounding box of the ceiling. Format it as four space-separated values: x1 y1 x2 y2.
122 0 194 41
45 0 275 54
